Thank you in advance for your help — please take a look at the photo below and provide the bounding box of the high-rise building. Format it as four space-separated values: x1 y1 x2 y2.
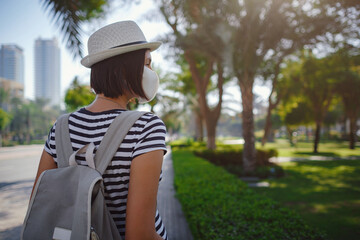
0 44 25 87
34 37 61 106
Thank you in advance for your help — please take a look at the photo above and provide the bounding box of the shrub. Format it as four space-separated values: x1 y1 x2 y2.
193 146 283 178
194 147 278 166
170 139 206 150
172 150 326 240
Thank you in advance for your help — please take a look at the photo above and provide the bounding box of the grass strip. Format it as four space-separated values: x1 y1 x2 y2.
172 149 326 240
259 139 360 157
252 160 360 240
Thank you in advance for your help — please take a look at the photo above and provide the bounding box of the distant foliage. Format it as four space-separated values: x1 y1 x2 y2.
0 108 12 132
64 77 95 112
1 98 61 146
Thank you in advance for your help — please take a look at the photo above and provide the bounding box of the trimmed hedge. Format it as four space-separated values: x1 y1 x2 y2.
193 147 278 166
172 149 326 240
193 146 284 178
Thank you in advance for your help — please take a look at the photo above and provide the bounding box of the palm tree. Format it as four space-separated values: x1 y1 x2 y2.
41 0 109 58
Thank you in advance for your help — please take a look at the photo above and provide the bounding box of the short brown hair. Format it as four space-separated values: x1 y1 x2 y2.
90 49 147 99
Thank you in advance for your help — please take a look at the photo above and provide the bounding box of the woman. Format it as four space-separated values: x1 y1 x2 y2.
33 21 168 240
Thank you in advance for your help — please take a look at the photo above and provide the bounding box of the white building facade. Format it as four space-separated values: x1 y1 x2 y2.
34 37 61 106
0 44 25 88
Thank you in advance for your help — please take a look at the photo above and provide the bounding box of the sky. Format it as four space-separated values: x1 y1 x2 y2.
0 0 269 113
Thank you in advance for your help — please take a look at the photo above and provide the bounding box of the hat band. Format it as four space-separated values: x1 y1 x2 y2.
110 40 148 49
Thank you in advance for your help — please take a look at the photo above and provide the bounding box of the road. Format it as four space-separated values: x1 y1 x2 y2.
0 144 43 240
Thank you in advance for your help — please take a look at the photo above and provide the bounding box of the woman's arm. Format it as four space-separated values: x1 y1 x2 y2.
30 150 57 199
125 150 164 240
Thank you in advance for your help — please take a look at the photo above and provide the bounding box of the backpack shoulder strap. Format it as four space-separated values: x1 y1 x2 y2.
94 111 147 175
54 113 73 168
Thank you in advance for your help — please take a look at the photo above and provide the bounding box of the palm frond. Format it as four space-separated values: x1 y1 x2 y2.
41 0 83 59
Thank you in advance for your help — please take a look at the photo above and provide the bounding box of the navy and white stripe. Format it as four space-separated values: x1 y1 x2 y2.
44 108 168 240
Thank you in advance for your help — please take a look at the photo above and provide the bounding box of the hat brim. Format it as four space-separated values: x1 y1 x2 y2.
81 41 162 68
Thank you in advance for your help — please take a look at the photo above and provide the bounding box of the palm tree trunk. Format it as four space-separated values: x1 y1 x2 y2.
239 75 256 173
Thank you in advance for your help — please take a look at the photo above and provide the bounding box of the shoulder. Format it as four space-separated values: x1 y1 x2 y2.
131 112 167 158
136 112 166 133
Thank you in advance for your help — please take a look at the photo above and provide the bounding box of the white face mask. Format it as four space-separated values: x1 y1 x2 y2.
138 66 159 103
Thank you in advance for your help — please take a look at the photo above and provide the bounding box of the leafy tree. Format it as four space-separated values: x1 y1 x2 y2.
31 99 61 139
225 0 360 171
162 55 204 140
64 77 95 112
336 71 360 149
0 88 10 109
278 53 337 152
277 49 360 151
322 102 343 139
277 60 313 145
157 0 228 149
0 109 12 147
6 97 60 145
331 47 360 149
300 54 337 152
152 57 200 139
283 101 313 146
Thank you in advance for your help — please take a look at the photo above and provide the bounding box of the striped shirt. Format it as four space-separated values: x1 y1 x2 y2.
44 108 168 240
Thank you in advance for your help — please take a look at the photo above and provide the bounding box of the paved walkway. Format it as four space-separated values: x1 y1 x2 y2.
157 149 193 240
0 145 193 240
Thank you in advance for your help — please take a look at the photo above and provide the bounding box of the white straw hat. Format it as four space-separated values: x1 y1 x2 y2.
81 21 162 68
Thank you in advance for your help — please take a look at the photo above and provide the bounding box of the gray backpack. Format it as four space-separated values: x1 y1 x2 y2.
22 111 146 240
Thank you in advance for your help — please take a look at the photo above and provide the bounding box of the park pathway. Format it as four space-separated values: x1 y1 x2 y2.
0 145 193 240
157 148 194 240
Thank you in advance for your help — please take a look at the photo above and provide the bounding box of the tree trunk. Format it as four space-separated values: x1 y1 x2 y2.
341 117 348 140
261 104 273 146
185 52 224 150
261 61 281 147
286 126 294 146
313 121 322 153
205 119 217 150
349 117 357 149
239 75 256 173
268 130 275 142
195 110 204 141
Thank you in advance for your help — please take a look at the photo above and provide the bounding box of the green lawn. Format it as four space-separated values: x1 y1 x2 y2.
258 139 360 157
252 159 360 240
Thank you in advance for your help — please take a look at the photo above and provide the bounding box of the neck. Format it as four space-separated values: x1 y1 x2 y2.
86 94 128 112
